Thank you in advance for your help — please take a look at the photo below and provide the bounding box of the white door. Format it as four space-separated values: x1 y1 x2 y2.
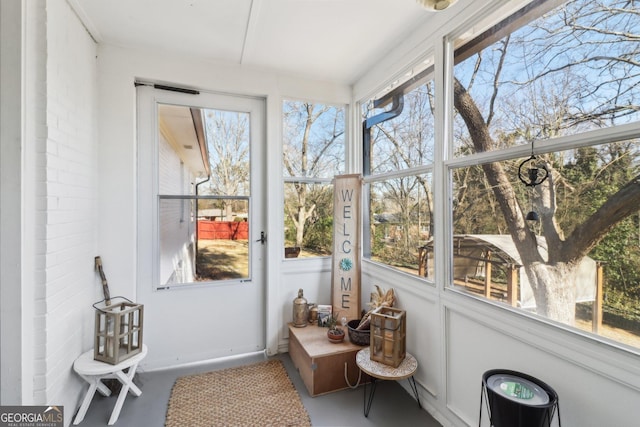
136 84 266 369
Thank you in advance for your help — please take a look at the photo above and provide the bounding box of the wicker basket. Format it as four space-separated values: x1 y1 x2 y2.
347 319 370 346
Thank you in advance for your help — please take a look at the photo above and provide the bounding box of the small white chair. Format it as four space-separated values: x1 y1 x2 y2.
73 344 148 425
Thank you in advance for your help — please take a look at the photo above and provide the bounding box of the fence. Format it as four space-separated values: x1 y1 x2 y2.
197 220 248 240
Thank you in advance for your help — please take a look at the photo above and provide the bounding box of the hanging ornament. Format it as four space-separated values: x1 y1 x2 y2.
518 143 549 223
518 155 549 188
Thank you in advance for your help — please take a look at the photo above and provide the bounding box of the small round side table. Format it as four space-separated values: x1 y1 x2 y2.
355 347 421 417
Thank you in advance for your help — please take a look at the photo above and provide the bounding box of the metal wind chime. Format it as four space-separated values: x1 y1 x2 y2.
518 143 549 224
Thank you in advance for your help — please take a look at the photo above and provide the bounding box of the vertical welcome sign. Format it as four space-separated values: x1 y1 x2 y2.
331 174 362 322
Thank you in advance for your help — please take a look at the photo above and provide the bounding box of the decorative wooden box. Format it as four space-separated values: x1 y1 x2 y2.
370 307 406 368
288 323 368 396
94 298 144 365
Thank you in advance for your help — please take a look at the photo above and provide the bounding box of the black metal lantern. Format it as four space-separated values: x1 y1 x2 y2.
518 155 549 188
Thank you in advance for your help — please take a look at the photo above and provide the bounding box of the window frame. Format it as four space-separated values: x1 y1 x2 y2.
361 57 438 282
443 0 640 351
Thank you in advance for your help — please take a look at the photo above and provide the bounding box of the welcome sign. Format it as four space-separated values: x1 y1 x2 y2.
331 174 362 322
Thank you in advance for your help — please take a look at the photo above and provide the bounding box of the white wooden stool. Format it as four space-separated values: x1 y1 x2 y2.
73 344 147 425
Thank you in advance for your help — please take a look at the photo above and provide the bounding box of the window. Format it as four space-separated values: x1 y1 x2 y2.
282 100 346 258
449 0 640 348
362 58 436 278
158 104 252 285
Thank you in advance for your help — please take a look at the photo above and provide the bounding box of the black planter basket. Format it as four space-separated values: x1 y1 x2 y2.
347 319 370 346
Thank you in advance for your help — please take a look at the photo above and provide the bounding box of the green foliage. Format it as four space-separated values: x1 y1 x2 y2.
592 218 640 299
283 182 334 254
556 142 640 311
371 223 387 255
302 215 333 254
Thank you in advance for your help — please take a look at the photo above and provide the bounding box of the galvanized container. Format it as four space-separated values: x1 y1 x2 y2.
292 289 309 328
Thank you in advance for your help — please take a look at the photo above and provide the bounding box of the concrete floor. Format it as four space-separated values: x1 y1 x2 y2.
73 351 442 426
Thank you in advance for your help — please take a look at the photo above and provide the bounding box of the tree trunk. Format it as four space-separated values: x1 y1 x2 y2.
296 205 306 247
525 262 578 324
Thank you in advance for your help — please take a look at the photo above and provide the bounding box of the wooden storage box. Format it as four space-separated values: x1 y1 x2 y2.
94 298 144 365
288 323 368 396
370 307 406 368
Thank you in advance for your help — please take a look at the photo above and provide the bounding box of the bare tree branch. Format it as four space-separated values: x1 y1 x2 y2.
487 36 510 127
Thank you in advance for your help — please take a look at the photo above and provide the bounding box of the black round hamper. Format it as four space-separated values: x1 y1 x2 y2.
480 369 560 427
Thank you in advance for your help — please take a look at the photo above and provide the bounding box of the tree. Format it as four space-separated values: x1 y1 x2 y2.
452 0 640 323
205 110 249 195
203 110 250 220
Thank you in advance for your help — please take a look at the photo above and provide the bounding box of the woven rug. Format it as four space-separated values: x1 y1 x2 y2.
165 359 311 427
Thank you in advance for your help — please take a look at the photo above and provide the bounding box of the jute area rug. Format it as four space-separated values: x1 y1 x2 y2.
165 359 311 427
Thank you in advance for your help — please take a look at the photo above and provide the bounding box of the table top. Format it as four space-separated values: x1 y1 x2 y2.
288 323 365 357
74 344 148 375
356 348 417 380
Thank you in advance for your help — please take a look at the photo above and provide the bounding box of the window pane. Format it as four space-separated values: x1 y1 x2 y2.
159 197 197 285
282 100 345 259
364 81 436 173
368 174 434 277
283 100 345 179
202 109 250 196
159 197 251 284
453 0 640 156
195 198 249 281
451 139 640 349
284 182 333 257
158 103 251 286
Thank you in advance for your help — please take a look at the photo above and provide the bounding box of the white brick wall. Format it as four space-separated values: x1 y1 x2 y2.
1 0 26 405
31 0 99 419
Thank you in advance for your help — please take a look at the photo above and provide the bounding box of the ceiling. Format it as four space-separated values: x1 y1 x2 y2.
68 0 450 85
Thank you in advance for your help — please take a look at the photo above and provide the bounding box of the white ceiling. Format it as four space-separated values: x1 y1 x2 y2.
68 0 447 85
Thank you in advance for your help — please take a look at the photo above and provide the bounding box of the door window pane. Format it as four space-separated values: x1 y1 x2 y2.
158 104 251 285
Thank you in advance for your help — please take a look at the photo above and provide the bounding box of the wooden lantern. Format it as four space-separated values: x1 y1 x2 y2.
94 298 144 365
370 307 406 368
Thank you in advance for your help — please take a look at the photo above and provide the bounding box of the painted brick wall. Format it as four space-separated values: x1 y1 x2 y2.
34 0 99 419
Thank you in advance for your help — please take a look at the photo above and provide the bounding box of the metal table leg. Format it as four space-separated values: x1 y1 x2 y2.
363 376 421 417
363 375 423 417
408 376 422 409
363 377 378 417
